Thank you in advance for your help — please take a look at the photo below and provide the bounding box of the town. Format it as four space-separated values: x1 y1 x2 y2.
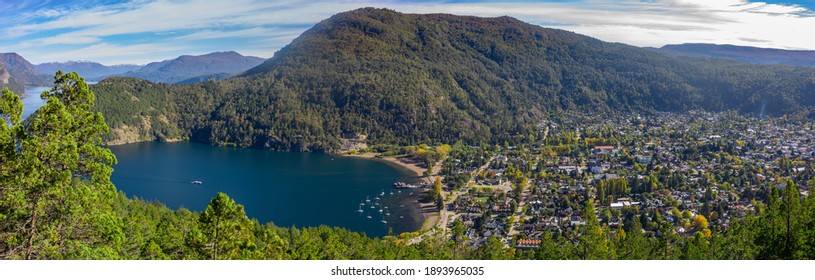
379 111 814 251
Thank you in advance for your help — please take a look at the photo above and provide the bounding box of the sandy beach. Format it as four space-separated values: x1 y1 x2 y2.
343 153 426 180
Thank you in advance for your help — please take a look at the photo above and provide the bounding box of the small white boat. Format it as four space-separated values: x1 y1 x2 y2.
365 196 370 203
378 209 383 213
367 215 372 219
381 220 387 224
191 180 203 185
370 205 375 209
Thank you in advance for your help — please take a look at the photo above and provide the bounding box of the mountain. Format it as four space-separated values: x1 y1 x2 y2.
91 8 815 150
651 43 815 67
119 51 265 84
0 53 50 90
35 61 141 81
0 62 26 95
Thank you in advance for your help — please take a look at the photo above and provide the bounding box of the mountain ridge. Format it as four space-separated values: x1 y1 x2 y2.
35 61 141 81
120 51 265 83
0 52 50 94
651 43 815 67
0 62 26 95
91 8 815 150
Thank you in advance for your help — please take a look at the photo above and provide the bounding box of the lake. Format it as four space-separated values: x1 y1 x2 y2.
21 83 97 120
107 141 424 238
21 86 50 119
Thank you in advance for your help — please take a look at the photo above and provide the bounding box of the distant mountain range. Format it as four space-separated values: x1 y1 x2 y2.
32 51 264 84
650 43 815 67
35 61 141 81
116 51 265 84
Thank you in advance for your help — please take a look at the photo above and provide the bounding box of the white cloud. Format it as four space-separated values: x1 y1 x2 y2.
30 42 188 65
18 34 100 48
389 1 815 49
2 0 814 64
174 27 301 41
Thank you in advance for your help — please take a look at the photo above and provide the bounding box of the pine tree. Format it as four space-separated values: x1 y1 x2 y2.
780 180 801 258
191 192 256 259
0 71 122 259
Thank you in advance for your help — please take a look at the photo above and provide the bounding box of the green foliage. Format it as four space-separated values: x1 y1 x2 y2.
92 8 815 151
189 192 257 260
5 10 815 260
0 71 121 259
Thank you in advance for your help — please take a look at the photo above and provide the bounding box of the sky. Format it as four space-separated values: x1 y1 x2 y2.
1 0 814 65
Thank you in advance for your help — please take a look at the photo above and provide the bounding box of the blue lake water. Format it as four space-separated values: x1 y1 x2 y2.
21 82 96 119
107 141 424 238
21 86 50 119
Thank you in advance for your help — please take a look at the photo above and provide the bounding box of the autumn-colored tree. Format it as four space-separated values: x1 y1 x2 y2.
693 215 709 232
432 176 443 201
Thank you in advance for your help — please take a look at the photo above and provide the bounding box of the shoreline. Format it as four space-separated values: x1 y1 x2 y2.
341 152 441 232
342 152 426 180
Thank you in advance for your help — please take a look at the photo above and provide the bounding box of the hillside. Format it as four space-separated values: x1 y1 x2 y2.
652 43 815 67
0 53 50 91
35 61 141 81
118 51 265 83
92 8 815 150
1 62 25 95
176 72 233 84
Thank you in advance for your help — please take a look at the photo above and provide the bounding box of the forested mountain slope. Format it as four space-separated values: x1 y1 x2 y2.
92 8 815 150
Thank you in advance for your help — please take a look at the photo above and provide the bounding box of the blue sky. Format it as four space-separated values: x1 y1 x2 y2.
1 0 814 65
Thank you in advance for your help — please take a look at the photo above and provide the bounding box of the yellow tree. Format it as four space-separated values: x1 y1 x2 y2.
693 215 709 232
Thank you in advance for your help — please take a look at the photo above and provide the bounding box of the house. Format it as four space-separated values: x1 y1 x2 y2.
569 216 586 226
636 155 652 164
590 162 611 174
594 173 620 181
558 165 583 174
593 146 615 155
515 239 542 250
610 199 641 209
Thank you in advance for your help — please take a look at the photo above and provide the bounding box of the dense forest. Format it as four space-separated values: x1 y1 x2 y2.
2 73 815 260
91 8 815 151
